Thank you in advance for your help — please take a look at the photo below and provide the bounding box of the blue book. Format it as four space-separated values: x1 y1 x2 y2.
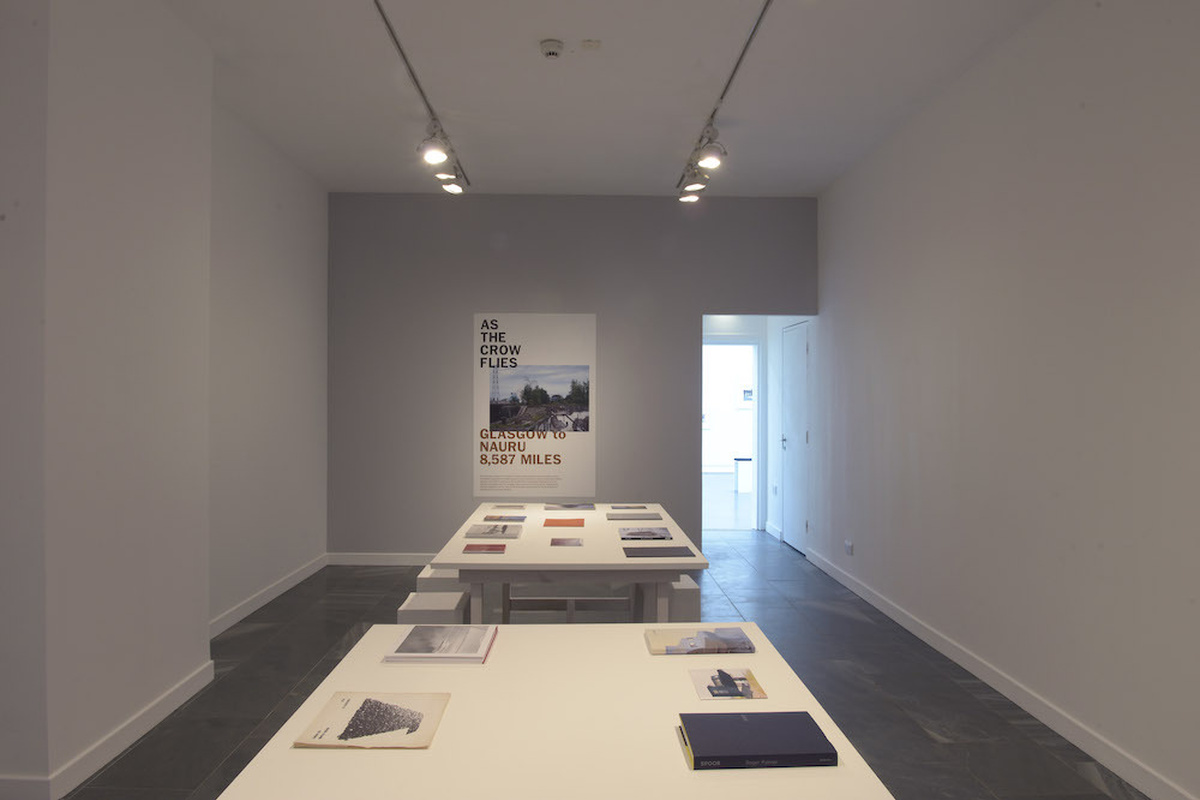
679 711 837 770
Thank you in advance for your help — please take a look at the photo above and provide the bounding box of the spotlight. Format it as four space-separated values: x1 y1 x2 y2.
441 180 464 195
695 146 724 170
682 167 709 193
420 135 450 165
678 193 700 203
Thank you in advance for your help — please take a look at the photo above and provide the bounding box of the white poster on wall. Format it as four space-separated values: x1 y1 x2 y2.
474 313 595 497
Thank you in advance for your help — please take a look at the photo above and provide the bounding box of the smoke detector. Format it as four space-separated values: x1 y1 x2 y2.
539 39 564 59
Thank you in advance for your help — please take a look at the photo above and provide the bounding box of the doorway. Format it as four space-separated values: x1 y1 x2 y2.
702 343 758 530
701 314 808 539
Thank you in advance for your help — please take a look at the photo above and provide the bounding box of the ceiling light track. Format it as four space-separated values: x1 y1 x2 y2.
676 0 774 202
374 0 470 194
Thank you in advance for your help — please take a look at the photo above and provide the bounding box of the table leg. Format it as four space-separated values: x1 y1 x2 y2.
655 581 670 622
471 582 485 623
501 583 511 624
640 582 657 623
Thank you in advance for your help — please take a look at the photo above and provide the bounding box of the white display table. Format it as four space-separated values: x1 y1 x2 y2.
430 502 709 623
216 623 895 800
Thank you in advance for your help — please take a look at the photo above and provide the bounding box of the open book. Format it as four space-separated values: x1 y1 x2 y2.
294 692 450 749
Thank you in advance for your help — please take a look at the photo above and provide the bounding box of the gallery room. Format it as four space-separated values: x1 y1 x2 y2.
3 1 1197 799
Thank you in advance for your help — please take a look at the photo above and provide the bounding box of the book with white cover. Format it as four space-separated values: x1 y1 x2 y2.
294 692 449 749
385 624 498 663
619 527 671 540
644 626 755 655
465 523 522 539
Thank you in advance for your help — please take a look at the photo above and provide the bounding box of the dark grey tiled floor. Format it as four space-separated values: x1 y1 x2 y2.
63 532 1149 800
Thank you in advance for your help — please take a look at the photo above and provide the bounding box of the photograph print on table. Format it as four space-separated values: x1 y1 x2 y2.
690 668 767 700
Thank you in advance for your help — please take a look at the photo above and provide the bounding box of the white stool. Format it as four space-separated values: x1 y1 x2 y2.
416 565 468 593
396 591 469 624
668 574 701 622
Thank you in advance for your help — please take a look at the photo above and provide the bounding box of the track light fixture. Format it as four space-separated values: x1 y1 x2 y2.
675 0 773 202
375 0 470 194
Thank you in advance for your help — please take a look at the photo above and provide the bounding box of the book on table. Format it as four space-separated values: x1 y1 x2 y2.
618 526 671 540
622 545 694 558
607 512 663 520
385 624 498 663
465 523 521 539
644 626 756 655
294 691 450 749
678 710 837 769
690 667 767 700
464 543 506 554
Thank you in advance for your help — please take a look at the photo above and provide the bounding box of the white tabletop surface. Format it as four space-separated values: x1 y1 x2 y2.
430 501 709 573
216 623 894 800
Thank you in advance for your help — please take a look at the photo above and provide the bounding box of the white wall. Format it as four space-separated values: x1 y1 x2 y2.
813 2 1200 799
0 0 51 786
37 2 214 796
329 196 817 556
209 107 329 633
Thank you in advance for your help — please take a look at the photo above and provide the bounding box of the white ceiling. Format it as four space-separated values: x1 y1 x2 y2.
165 0 1048 197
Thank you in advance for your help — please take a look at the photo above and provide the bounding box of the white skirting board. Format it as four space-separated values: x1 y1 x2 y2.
326 552 434 566
0 660 214 800
209 553 330 638
805 549 1196 800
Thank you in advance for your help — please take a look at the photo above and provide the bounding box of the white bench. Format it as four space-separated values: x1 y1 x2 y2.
396 590 469 624
633 574 700 622
416 565 469 593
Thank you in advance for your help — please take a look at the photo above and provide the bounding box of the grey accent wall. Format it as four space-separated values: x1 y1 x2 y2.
329 194 817 555
814 2 1200 799
209 107 328 630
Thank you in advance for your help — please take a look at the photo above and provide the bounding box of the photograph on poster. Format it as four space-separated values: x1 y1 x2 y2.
489 365 590 432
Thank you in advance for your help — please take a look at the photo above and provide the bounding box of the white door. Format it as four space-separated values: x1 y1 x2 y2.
781 323 808 553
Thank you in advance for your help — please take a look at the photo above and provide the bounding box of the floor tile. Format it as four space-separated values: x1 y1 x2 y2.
952 740 1100 797
63 788 191 800
87 716 260 792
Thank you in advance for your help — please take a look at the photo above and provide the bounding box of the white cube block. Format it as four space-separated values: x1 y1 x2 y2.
416 565 468 593
396 591 469 624
668 574 700 622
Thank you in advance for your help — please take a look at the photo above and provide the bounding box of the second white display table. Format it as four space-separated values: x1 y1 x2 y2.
430 502 708 623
